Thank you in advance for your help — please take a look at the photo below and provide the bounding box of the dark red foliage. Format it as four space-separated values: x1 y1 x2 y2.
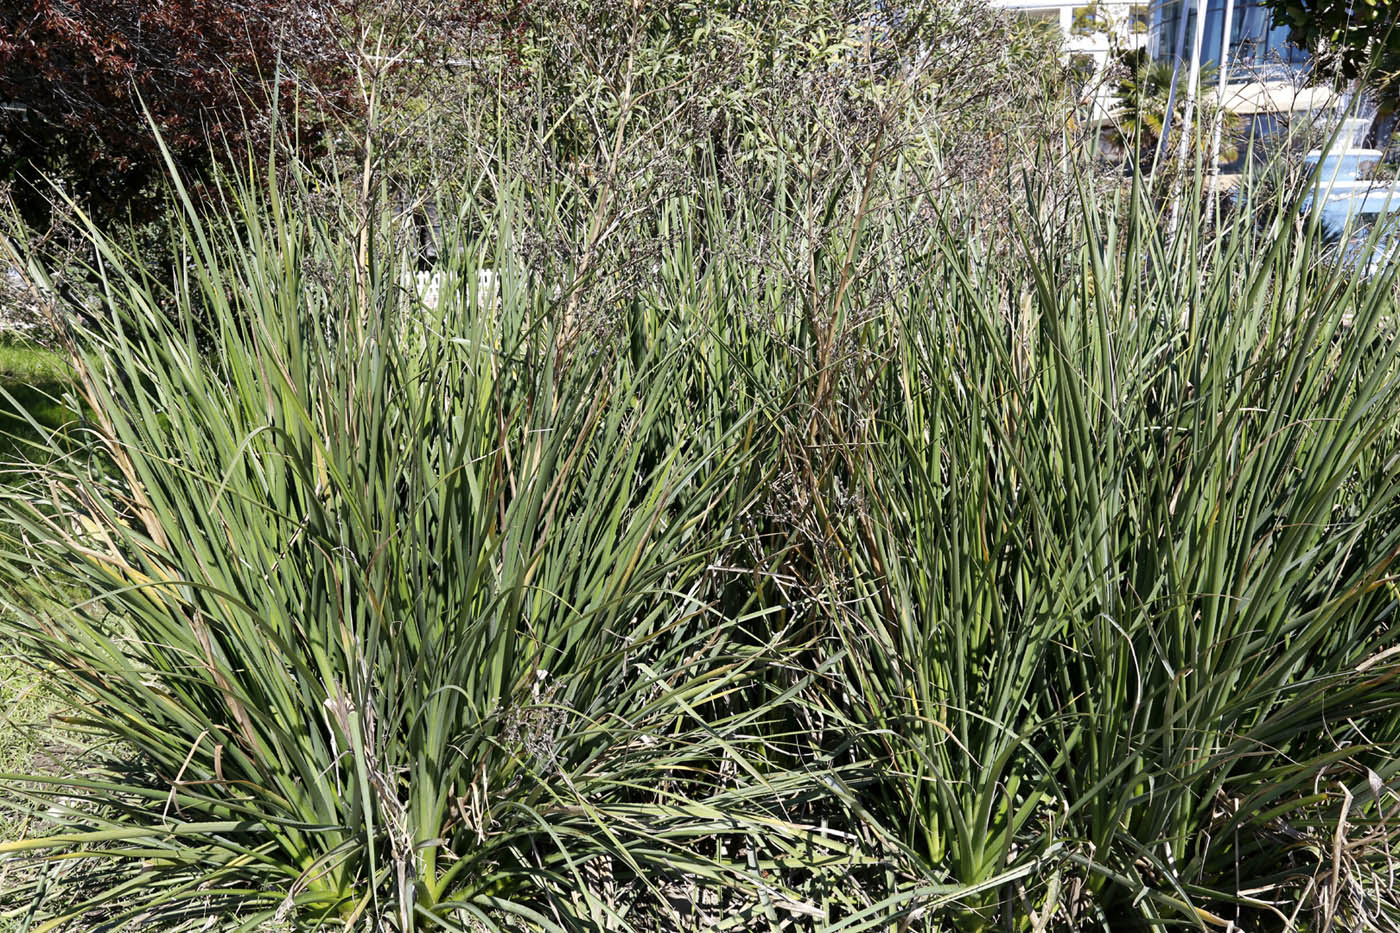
0 0 358 223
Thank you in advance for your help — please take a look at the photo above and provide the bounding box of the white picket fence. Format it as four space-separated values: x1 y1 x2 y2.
412 268 500 312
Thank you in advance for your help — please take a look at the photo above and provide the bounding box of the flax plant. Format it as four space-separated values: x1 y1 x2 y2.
0 155 830 930
1 74 1399 932
811 164 1400 929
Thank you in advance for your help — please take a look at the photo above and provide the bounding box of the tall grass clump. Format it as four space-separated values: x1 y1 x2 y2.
0 31 1399 930
0 156 845 929
794 166 1400 928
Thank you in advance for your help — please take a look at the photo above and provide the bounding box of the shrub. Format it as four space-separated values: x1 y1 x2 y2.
0 0 357 229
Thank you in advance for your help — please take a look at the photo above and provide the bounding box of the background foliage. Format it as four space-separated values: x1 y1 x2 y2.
0 0 360 264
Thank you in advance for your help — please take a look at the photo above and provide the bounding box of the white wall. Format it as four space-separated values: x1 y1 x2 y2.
990 0 1149 121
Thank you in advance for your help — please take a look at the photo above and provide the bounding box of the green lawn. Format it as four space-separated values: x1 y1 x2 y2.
0 339 75 921
0 635 78 930
0 340 76 466
0 648 58 835
0 341 70 385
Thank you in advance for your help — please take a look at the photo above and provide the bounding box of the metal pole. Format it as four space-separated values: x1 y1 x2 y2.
1156 0 1193 172
1209 0 1236 174
1205 0 1236 225
1169 0 1210 233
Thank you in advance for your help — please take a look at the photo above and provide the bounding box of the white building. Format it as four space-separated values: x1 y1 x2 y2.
1148 0 1306 81
1149 0 1334 165
992 0 1150 120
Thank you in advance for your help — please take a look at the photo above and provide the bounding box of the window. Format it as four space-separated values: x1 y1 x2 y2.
1017 8 1064 40
1129 5 1150 34
1071 3 1109 35
1156 0 1307 75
